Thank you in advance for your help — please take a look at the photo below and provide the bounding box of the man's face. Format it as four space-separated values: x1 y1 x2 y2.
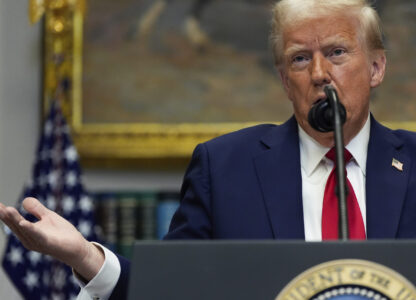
279 15 386 147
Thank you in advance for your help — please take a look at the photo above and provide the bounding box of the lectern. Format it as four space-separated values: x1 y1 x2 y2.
127 240 416 300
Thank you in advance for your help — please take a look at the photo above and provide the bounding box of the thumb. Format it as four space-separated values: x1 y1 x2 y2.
22 197 49 220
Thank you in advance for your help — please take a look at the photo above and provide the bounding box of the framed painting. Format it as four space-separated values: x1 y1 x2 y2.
40 0 416 167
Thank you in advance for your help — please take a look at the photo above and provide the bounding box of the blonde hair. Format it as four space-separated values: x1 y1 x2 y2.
270 0 384 66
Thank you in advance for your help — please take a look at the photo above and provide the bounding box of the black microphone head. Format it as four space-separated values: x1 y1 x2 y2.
308 86 347 133
308 99 334 132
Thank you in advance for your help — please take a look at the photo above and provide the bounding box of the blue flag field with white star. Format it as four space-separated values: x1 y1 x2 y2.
2 101 98 300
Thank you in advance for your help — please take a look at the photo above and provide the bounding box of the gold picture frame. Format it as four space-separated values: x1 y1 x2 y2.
39 1 266 168
37 0 416 168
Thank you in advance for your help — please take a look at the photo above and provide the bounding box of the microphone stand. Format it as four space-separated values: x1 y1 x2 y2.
324 86 349 241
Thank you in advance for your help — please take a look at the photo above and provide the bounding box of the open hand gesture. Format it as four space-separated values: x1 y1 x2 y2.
0 197 104 281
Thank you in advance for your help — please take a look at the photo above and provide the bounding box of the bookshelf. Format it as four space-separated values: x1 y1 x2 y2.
94 190 180 258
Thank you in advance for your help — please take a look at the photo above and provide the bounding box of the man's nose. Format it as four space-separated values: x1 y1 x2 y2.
310 54 331 86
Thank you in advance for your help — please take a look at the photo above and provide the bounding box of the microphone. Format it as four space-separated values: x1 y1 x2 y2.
308 85 346 132
307 85 350 240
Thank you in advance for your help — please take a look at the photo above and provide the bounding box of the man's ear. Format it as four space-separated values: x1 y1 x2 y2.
370 50 386 88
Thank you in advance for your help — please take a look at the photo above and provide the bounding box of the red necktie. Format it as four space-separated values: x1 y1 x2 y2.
322 148 366 240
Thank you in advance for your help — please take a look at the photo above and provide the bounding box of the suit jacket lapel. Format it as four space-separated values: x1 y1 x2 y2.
366 116 410 238
254 117 305 239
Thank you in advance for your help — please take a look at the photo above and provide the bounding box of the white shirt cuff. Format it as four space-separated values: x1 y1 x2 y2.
74 242 121 300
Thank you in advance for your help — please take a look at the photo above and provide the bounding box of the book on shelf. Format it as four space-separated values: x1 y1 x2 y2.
135 191 157 240
94 190 180 259
95 193 118 252
117 192 139 258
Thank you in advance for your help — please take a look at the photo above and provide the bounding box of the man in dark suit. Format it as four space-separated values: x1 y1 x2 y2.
165 114 416 241
2 0 414 299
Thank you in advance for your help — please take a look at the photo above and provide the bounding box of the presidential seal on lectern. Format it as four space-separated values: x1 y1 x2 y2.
276 260 416 300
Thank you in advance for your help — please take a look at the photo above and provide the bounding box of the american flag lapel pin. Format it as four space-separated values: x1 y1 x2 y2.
392 158 403 171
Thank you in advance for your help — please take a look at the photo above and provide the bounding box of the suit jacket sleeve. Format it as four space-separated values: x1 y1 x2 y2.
164 143 213 239
109 254 130 300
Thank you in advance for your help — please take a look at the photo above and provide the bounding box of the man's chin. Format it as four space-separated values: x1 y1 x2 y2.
300 124 334 147
312 132 335 148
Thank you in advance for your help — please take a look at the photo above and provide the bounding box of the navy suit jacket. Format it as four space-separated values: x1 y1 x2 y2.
111 115 416 299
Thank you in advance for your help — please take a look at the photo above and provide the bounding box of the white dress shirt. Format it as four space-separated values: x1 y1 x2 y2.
75 243 120 300
299 114 370 241
76 115 371 299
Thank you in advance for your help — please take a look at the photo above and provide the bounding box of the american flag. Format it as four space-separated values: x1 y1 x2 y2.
392 158 404 172
2 101 98 300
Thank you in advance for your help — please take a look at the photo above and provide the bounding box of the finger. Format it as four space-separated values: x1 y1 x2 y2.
5 206 25 223
22 197 49 219
2 208 43 251
18 220 47 251
0 202 6 219
0 210 33 248
0 202 12 220
2 207 29 236
0 203 16 226
4 207 37 242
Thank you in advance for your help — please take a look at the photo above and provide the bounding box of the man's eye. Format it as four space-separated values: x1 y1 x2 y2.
292 55 308 63
330 49 345 56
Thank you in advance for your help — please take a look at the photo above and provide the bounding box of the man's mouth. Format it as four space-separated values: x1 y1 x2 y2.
313 96 327 105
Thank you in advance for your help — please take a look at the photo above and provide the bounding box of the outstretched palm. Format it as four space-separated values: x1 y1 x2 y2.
0 197 103 281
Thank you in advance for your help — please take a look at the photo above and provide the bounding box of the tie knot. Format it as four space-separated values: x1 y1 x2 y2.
325 147 352 163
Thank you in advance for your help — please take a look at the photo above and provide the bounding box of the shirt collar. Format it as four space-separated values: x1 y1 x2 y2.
299 114 370 177
345 114 370 176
